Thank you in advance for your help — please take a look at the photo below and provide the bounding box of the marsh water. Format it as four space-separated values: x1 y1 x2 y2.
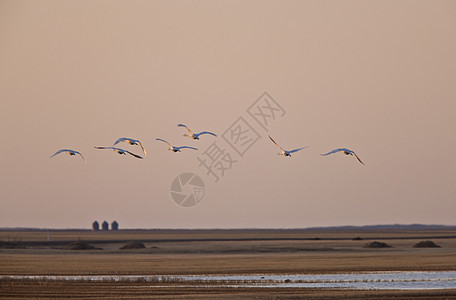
4 271 456 290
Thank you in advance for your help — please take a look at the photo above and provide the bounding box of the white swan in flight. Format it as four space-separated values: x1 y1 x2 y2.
156 138 198 152
50 149 87 164
177 124 217 140
94 146 143 159
269 135 309 157
321 148 364 165
113 137 146 156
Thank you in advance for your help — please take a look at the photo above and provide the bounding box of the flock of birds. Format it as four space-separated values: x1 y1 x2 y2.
269 135 364 164
50 123 364 165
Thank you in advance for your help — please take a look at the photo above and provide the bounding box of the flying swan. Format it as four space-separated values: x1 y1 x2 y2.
94 146 143 159
269 135 309 157
321 148 364 165
177 124 217 140
50 149 87 164
156 138 198 152
113 137 146 156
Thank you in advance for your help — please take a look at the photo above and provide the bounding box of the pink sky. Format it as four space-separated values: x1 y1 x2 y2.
1 1 455 228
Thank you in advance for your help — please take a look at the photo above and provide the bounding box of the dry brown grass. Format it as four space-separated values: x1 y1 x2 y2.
1 228 456 298
1 251 455 276
1 228 454 242
1 228 456 275
2 279 456 299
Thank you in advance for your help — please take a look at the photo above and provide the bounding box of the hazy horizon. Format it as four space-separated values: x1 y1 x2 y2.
2 223 455 231
1 1 455 229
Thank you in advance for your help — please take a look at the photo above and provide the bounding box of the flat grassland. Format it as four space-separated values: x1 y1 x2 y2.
1 228 456 299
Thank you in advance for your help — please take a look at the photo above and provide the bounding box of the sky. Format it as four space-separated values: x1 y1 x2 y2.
1 0 455 229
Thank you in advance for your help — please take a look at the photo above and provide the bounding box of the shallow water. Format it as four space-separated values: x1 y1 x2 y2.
180 272 456 290
3 271 456 290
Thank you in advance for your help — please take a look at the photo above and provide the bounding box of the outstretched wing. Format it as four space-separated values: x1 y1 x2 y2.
288 146 309 154
156 138 173 148
50 149 68 158
196 131 217 137
178 124 193 135
51 149 86 164
268 135 285 152
125 150 143 159
74 151 87 164
94 146 114 150
353 152 365 165
137 141 146 156
177 146 198 151
113 137 129 146
321 148 345 156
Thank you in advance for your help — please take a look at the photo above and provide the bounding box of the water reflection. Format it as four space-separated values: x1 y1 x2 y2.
3 271 456 290
181 271 456 290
